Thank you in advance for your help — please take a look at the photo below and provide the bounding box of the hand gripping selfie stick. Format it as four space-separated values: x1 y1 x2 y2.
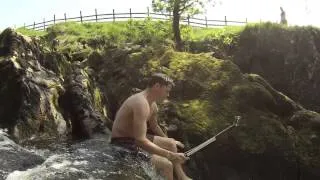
184 116 241 157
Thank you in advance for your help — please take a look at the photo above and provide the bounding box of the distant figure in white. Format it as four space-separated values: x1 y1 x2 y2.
280 7 287 25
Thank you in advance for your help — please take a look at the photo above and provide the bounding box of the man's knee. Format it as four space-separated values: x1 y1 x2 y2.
163 160 173 175
152 155 173 175
164 159 173 169
154 136 178 152
160 158 173 176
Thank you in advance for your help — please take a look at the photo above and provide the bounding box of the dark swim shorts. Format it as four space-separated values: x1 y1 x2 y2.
110 137 151 161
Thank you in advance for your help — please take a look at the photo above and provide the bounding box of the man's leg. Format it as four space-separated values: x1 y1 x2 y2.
153 136 192 180
151 154 174 180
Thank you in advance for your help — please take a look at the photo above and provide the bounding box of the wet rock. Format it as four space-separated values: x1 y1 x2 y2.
58 62 109 139
233 23 320 112
0 28 66 139
0 130 44 179
6 136 161 180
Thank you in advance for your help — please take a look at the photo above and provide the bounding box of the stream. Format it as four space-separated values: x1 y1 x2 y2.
0 129 163 180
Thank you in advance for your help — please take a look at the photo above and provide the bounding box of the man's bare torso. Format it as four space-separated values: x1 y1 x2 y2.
111 91 156 138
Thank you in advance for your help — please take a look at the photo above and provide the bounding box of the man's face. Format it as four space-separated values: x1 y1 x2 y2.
154 83 172 102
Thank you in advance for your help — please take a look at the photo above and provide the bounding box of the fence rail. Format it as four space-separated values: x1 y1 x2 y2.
23 7 248 31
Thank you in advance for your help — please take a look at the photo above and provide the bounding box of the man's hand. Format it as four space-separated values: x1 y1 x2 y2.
168 152 189 164
176 140 185 149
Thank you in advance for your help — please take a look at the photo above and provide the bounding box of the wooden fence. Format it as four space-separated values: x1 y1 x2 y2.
23 7 248 31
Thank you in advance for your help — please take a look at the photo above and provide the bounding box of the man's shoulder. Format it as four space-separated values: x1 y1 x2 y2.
127 93 148 107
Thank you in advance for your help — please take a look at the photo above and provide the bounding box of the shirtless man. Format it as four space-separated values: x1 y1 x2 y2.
111 73 192 180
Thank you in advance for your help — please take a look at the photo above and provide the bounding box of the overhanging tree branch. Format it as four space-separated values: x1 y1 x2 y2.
179 2 194 12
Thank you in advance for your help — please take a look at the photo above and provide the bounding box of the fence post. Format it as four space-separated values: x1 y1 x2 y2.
54 14 56 24
147 7 150 17
205 16 208 28
64 13 67 22
80 11 83 23
224 16 227 26
95 9 98 22
187 15 190 26
24 23 25 28
246 17 248 24
33 22 35 30
43 18 46 31
113 9 115 22
130 8 132 19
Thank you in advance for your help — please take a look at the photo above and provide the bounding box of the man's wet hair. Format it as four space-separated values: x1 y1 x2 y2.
146 73 174 87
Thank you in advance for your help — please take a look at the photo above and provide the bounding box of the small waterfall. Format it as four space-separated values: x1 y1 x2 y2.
1 132 163 180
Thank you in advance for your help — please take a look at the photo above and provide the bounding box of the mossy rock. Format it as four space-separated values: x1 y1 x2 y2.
233 23 320 112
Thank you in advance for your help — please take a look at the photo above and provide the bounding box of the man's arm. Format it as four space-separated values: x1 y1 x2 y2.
148 104 167 137
149 103 186 150
132 99 170 158
133 99 188 163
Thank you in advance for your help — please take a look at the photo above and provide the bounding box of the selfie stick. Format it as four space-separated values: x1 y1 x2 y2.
184 116 241 157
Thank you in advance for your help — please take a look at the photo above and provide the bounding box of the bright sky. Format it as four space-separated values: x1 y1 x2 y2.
0 0 319 31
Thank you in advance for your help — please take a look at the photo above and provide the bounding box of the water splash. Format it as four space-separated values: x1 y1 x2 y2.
5 136 164 180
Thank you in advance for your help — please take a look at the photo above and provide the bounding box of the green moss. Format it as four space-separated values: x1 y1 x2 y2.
51 85 64 109
129 52 144 62
93 87 104 113
154 51 243 100
231 82 275 110
179 100 212 136
150 51 246 140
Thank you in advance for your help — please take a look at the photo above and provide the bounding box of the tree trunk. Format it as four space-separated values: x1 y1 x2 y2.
173 0 183 51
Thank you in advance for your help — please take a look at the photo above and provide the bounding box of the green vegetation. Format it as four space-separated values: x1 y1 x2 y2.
16 19 247 54
17 20 315 53
16 27 47 37
184 25 244 42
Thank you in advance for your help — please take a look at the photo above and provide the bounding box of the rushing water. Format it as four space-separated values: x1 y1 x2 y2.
0 129 163 180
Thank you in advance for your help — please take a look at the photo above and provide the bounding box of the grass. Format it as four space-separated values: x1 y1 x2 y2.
15 19 320 59
16 20 245 39
16 27 47 37
15 19 246 50
183 25 244 41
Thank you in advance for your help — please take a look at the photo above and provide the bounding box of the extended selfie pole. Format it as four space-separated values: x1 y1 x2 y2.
184 116 241 157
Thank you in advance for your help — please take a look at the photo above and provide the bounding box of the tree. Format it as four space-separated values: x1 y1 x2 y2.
152 0 214 51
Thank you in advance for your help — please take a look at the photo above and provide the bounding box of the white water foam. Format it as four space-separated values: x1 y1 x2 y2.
5 154 86 180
